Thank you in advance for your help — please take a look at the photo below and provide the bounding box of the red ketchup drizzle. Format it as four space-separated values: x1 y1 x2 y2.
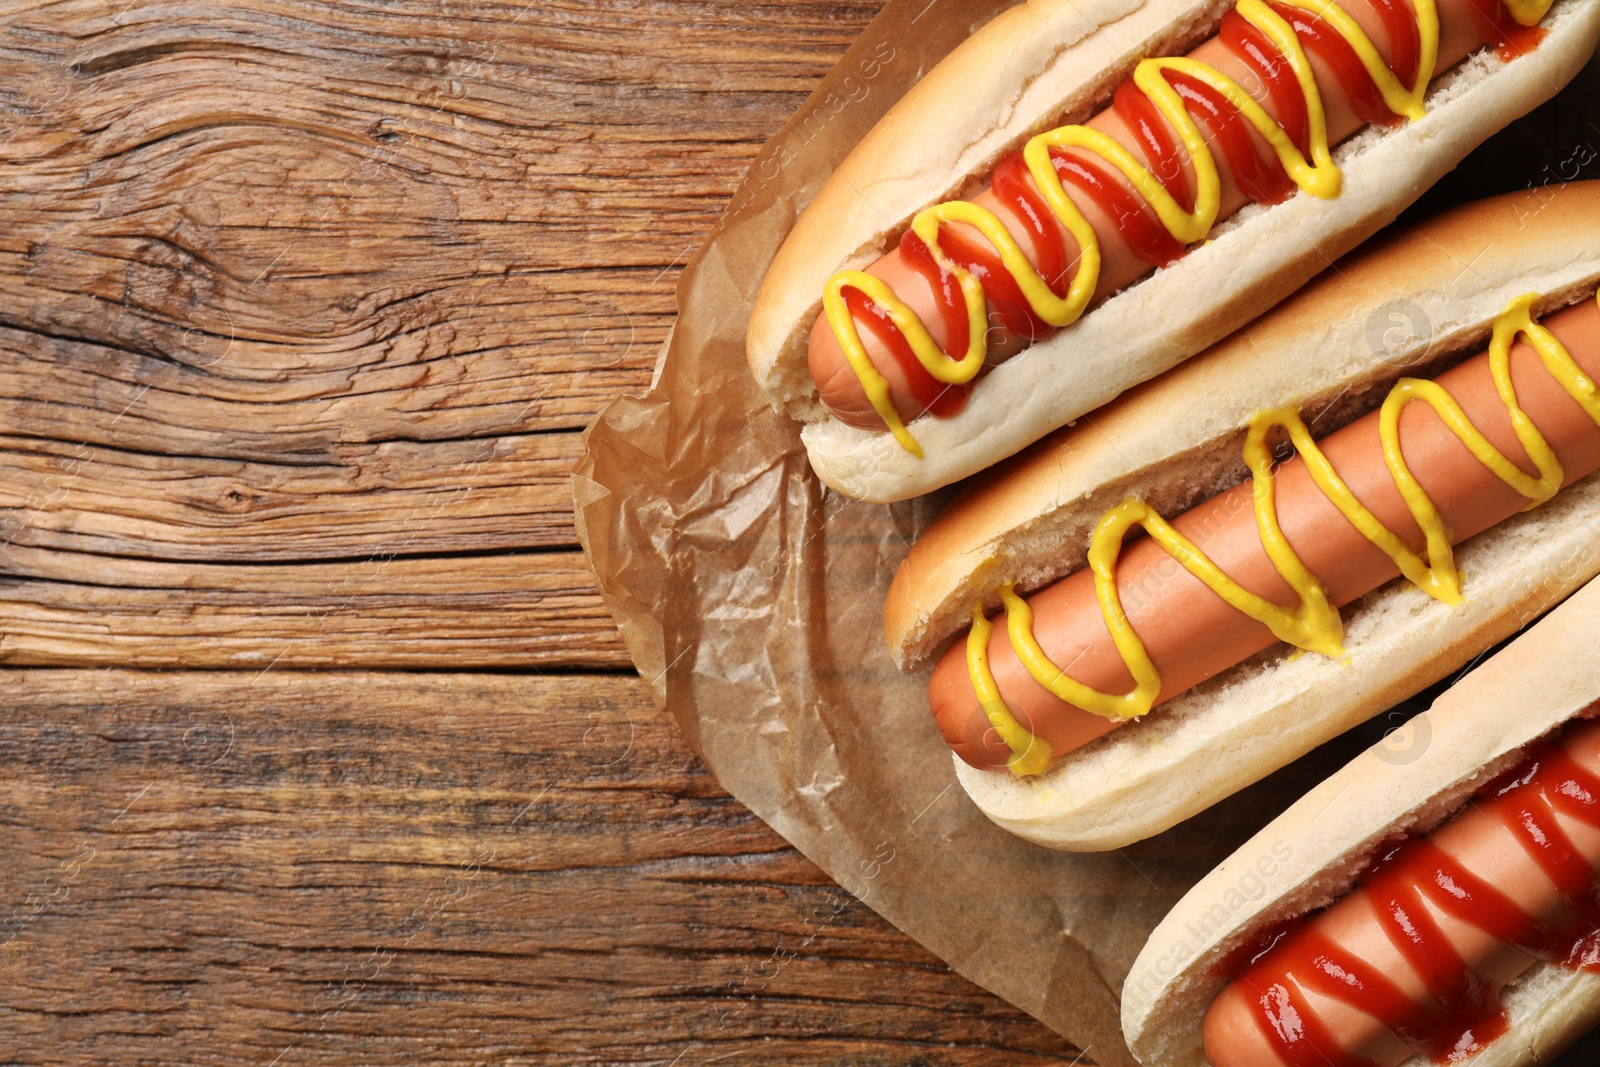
898 230 971 354
1235 732 1600 1066
1113 78 1192 208
835 0 1472 424
1220 10 1310 155
840 283 969 417
991 152 1069 298
1051 148 1187 268
1100 80 1195 264
1265 2 1402 128
1371 0 1422 87
937 221 1050 340
1465 0 1548 61
1166 70 1298 206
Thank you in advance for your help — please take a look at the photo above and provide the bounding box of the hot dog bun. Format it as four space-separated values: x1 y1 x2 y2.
747 0 1600 503
887 182 1600 850
1120 573 1600 1067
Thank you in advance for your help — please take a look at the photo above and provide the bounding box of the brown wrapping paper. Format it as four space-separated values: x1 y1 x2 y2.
571 4 1600 1060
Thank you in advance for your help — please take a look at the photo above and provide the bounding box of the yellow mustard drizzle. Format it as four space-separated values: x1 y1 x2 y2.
824 0 1445 456
1506 0 1555 27
968 292 1600 776
967 606 1052 776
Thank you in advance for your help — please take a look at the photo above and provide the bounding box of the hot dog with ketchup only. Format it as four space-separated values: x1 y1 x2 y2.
884 183 1600 850
1121 573 1600 1067
747 0 1600 502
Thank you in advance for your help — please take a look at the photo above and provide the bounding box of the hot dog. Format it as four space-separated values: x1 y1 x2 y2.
884 183 1600 850
747 0 1600 502
1121 574 1600 1067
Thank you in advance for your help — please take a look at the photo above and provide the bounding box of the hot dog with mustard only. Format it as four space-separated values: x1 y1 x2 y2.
1120 573 1600 1067
747 0 1600 503
884 182 1600 851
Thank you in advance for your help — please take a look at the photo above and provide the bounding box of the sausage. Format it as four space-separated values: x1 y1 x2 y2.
809 0 1496 431
1201 714 1600 1067
928 298 1600 770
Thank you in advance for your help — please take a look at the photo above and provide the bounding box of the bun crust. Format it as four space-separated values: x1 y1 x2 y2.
1120 575 1600 1067
897 181 1600 852
748 0 1600 503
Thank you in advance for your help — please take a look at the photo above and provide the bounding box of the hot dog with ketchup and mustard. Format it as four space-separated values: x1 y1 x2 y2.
748 0 1600 501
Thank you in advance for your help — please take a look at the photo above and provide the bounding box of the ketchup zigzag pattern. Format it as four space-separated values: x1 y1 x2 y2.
821 0 1553 456
1238 731 1600 1066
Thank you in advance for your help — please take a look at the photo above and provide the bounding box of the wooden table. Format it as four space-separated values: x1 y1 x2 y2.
0 1 1084 1062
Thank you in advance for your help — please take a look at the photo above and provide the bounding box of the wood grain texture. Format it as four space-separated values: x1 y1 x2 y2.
0 671 1081 1065
0 0 1099 1062
0 0 873 667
